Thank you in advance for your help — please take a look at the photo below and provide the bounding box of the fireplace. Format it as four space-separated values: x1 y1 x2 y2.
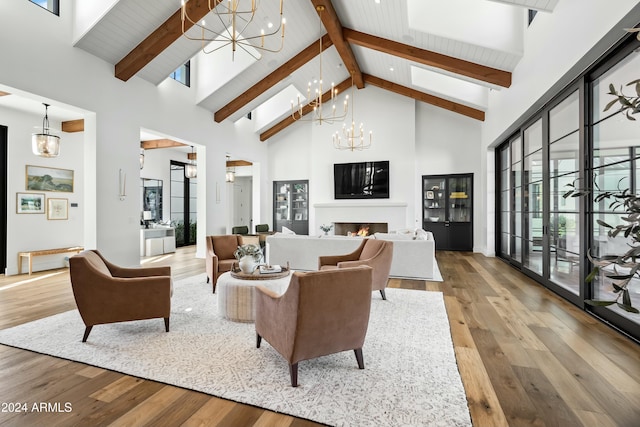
334 222 388 236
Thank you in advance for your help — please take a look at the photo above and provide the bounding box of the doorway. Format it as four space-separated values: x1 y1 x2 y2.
170 161 197 247
0 125 6 274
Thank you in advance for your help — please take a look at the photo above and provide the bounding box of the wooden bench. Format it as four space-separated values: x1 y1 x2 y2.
18 246 84 275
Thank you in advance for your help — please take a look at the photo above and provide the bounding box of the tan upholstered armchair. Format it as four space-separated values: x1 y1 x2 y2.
206 235 243 293
255 266 373 387
69 250 172 343
318 239 393 300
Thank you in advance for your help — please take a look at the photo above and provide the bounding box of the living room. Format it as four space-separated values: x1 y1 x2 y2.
1 1 640 426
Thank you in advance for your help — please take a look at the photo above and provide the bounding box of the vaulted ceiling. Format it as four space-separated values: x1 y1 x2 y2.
74 0 559 141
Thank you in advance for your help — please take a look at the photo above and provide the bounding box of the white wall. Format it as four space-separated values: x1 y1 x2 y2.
2 106 85 274
0 0 268 268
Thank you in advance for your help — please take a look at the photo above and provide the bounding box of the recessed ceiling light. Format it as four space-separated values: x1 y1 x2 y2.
375 0 381 4
268 22 274 29
389 66 394 71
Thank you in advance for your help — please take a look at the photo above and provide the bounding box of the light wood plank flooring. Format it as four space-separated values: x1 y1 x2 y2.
0 248 638 426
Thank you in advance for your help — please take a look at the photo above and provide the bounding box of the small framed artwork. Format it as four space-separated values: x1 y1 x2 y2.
426 190 434 199
47 198 69 220
16 193 45 214
294 213 303 220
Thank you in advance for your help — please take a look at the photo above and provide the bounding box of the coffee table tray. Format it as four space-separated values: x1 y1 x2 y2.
230 265 291 280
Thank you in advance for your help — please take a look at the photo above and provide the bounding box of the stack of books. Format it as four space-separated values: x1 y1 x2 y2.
259 264 282 274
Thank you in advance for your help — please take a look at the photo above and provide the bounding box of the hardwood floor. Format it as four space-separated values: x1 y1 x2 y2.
0 247 639 426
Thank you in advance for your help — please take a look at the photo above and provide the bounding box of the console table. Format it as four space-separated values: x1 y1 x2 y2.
140 227 176 256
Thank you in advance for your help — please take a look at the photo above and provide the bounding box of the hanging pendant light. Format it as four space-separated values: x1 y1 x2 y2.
225 155 235 182
139 147 145 170
185 146 197 178
32 103 60 157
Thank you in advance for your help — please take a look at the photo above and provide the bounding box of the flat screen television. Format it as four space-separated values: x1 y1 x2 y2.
334 161 389 199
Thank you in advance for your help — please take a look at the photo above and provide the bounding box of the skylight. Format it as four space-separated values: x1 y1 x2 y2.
410 66 488 110
252 84 307 131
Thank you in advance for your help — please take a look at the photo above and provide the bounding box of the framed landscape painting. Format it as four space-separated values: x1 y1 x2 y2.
26 165 74 193
16 193 45 214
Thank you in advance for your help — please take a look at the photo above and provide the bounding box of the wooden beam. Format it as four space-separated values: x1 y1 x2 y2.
310 0 364 88
141 139 188 149
214 35 334 123
344 28 512 89
115 0 218 82
260 77 352 141
61 119 84 133
227 160 252 167
364 74 485 121
0 91 10 96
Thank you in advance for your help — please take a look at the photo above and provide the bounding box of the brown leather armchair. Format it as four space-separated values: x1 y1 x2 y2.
255 266 373 387
206 235 242 293
318 239 393 300
69 250 172 342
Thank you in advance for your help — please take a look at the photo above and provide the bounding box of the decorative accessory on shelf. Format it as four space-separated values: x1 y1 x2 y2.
333 73 372 151
139 147 145 170
181 0 286 61
290 5 348 125
32 103 60 157
319 224 333 235
185 146 197 178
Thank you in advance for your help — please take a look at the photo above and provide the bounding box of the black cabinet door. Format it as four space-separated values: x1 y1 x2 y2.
422 173 473 251
273 180 308 235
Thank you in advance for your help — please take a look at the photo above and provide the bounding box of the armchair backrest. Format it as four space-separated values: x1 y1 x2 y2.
208 235 241 260
72 250 112 277
285 267 373 362
360 239 388 260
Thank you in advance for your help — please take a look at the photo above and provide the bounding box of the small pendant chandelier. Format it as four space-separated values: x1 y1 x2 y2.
185 146 197 178
32 103 60 157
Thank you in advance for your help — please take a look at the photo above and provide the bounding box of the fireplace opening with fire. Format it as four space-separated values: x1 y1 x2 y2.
333 222 388 236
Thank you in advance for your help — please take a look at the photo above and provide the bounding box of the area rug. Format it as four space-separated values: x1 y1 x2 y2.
0 274 470 427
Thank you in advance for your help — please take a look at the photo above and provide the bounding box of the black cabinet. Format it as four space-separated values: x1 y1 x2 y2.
422 173 473 251
273 180 309 235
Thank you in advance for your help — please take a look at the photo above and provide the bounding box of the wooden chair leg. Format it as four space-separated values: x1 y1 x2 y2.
380 289 387 300
256 333 262 348
164 317 170 332
289 363 298 387
354 348 365 369
82 326 93 343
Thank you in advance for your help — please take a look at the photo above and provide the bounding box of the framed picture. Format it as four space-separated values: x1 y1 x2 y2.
16 193 45 214
426 190 434 199
294 212 303 220
47 198 68 220
26 165 74 193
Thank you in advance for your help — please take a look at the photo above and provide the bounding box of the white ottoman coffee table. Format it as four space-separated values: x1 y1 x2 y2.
216 270 293 322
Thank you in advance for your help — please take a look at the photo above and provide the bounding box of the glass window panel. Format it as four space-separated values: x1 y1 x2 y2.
550 90 579 142
525 213 543 242
524 183 543 214
514 210 522 238
501 212 510 233
512 160 522 187
592 49 640 123
511 137 522 165
501 168 510 191
591 273 640 322
523 239 542 274
501 189 510 212
501 233 510 254
524 150 543 185
512 236 522 262
592 161 631 202
501 146 510 171
549 132 579 177
524 119 543 155
592 115 639 155
514 187 522 212
171 180 184 197
550 173 579 212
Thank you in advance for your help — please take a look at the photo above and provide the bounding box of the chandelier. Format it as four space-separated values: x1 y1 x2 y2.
290 5 348 124
32 103 60 158
181 0 286 60
333 74 372 151
185 146 197 178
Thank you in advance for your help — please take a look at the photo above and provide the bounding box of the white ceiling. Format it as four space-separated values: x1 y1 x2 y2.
2 0 561 138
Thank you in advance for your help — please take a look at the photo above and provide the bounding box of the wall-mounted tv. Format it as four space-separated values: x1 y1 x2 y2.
334 161 389 199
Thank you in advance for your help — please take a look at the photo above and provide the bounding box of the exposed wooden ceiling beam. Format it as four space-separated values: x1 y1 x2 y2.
214 35 334 123
227 160 253 167
0 91 10 97
141 139 188 149
260 77 352 141
61 119 84 133
310 0 364 88
364 74 485 121
115 0 219 82
344 28 512 89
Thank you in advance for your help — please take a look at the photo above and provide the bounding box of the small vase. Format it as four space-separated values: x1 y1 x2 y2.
238 256 257 274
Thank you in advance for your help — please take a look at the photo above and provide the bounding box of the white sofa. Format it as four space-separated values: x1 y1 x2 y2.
265 231 435 280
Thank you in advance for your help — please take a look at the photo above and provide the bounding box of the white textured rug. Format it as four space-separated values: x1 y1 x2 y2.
0 274 470 427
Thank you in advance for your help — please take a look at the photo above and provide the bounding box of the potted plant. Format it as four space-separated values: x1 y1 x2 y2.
234 244 263 274
319 224 333 236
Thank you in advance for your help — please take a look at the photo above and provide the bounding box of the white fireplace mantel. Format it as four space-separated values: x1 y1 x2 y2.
313 201 409 233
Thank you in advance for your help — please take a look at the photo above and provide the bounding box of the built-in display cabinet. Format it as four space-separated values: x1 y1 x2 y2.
273 180 309 235
422 173 473 251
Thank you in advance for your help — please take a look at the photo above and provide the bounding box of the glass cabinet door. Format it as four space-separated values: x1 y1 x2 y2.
448 176 471 222
423 177 446 223
275 183 290 221
291 182 308 221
